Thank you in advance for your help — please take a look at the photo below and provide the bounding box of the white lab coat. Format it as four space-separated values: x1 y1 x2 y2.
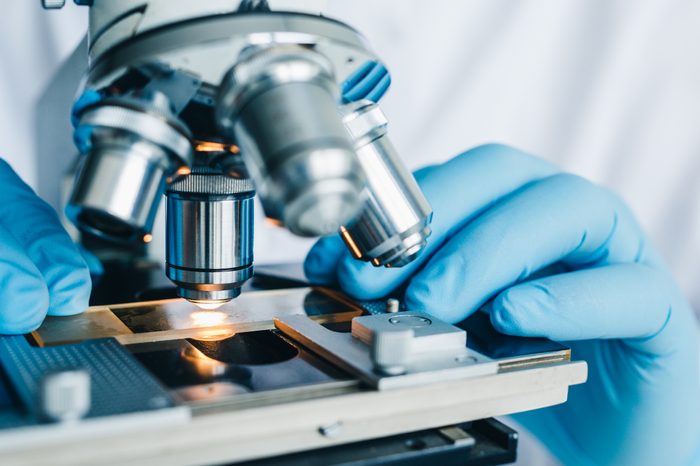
2 2 700 464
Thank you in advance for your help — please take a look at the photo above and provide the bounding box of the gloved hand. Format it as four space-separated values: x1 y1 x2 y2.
70 89 106 282
305 144 700 465
341 61 390 103
0 159 91 334
71 88 102 154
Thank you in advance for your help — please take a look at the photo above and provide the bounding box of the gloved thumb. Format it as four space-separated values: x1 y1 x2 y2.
489 263 693 357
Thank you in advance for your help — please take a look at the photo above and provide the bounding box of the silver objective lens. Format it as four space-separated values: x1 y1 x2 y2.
216 45 366 237
68 92 193 242
165 167 254 306
339 100 433 267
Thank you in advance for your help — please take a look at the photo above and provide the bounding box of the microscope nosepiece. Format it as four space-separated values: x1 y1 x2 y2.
68 92 193 243
216 45 366 237
339 100 433 268
165 167 254 306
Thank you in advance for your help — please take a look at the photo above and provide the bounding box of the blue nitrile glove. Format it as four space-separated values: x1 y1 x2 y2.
71 88 102 154
341 61 391 103
305 144 700 466
0 159 91 334
71 88 105 283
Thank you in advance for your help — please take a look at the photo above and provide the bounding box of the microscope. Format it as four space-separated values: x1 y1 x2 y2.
0 3 587 465
60 0 433 308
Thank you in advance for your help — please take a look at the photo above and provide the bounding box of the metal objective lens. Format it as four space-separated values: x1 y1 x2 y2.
339 100 433 267
68 91 193 242
165 166 254 306
216 44 366 237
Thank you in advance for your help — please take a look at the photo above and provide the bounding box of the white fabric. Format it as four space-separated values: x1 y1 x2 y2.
2 2 700 463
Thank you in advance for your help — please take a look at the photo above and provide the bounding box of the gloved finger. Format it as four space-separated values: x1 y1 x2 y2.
342 62 390 103
78 245 105 282
73 127 92 154
71 88 102 127
326 144 558 299
303 235 346 285
72 89 102 153
0 160 91 317
0 224 50 334
490 263 694 356
341 61 376 94
364 73 391 103
403 173 650 322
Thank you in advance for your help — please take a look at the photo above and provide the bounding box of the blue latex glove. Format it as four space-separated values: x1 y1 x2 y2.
0 159 91 334
71 88 102 154
70 89 106 282
341 61 391 103
305 144 700 465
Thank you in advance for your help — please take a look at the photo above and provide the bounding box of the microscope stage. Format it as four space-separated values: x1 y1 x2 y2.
0 275 586 465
